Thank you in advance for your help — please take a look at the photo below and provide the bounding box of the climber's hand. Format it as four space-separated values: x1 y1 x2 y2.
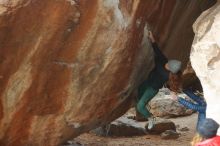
148 31 156 43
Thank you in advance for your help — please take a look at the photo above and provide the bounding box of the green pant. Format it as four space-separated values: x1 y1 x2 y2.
137 85 158 118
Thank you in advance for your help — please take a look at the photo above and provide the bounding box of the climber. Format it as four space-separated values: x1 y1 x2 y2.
171 89 206 131
191 118 220 146
136 31 182 129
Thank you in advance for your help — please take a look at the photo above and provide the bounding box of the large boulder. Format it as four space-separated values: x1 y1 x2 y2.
191 0 220 134
148 88 194 118
0 1 155 145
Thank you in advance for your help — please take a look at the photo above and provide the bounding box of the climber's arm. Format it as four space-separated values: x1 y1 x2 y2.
148 31 168 65
152 42 168 64
183 90 206 105
178 97 206 113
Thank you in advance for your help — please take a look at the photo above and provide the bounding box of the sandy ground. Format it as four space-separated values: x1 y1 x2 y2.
73 113 197 146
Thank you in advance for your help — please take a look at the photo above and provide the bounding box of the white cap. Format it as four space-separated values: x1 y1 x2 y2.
167 60 182 74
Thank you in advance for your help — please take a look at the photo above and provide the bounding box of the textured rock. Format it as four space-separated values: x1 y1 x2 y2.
191 0 220 135
0 1 155 145
178 127 190 132
0 0 217 145
160 130 180 140
63 141 82 146
145 118 176 134
148 88 194 118
92 116 146 137
144 0 216 67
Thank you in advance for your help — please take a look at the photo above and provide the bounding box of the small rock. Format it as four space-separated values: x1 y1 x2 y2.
63 141 83 146
145 118 176 134
161 130 180 140
92 116 146 137
179 127 189 132
127 112 148 122
176 124 180 128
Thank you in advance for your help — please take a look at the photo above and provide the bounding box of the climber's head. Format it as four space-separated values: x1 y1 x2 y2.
166 60 182 93
165 60 182 74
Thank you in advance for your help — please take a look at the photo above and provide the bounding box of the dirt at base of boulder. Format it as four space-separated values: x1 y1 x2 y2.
72 114 197 146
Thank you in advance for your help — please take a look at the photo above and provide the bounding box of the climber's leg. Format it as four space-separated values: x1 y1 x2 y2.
137 87 158 118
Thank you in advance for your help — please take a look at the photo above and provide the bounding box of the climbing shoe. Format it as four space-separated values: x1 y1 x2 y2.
148 117 156 130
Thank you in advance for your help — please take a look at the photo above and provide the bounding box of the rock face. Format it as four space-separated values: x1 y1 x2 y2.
144 0 217 67
0 0 217 145
0 1 155 146
148 88 194 118
191 0 220 134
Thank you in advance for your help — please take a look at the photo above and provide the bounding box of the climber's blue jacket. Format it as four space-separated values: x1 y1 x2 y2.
178 90 207 130
178 90 206 113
